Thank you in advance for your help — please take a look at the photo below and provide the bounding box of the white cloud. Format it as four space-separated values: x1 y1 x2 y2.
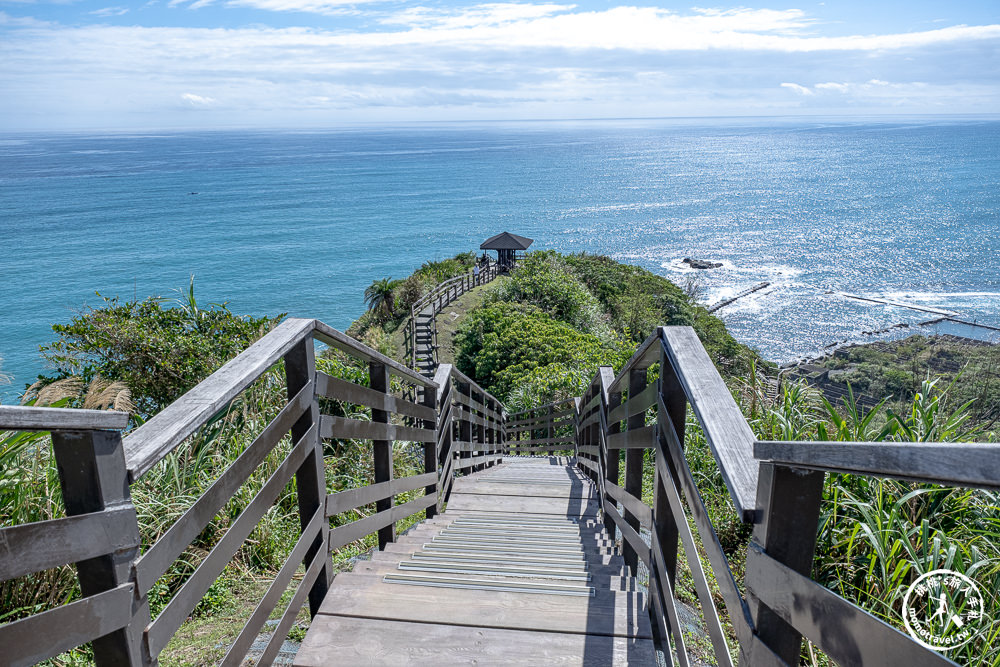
170 0 379 11
1 4 998 128
815 82 849 93
181 92 217 105
382 4 575 29
89 6 129 17
781 82 814 95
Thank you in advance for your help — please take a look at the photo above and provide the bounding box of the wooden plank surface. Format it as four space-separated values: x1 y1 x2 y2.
448 480 596 498
317 572 649 639
295 616 656 666
754 440 1000 490
445 493 599 517
661 326 759 521
123 317 314 480
0 405 128 432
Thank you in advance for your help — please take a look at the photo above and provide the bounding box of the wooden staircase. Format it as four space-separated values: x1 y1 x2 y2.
294 458 656 666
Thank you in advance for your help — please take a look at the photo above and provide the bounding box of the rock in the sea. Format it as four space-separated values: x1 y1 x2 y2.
682 257 723 270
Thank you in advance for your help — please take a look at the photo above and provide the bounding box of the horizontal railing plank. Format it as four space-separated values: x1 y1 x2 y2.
0 405 128 432
325 472 437 516
256 543 328 666
506 408 576 428
744 544 958 667
0 584 134 667
134 383 312 593
329 493 436 552
315 372 435 422
124 317 315 481
455 453 498 470
606 425 656 450
754 440 1000 490
656 406 753 642
146 423 317 657
506 416 575 433
220 507 326 667
320 415 434 443
607 332 661 394
508 436 574 447
447 366 504 407
605 481 651 528
661 327 758 521
608 380 658 425
602 499 650 569
313 320 436 389
506 397 577 419
0 507 139 581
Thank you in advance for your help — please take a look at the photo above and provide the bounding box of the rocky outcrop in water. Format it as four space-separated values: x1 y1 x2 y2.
683 257 722 270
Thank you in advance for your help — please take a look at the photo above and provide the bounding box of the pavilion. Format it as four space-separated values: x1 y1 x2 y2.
480 232 533 271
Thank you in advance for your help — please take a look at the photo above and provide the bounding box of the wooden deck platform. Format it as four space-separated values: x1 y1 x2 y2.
294 458 656 666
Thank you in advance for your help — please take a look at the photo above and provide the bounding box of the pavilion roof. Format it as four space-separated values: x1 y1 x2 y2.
480 232 534 251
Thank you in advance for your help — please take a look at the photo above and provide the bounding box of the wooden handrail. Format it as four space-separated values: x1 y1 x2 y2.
755 439 1000 490
0 315 504 667
123 317 317 481
4 312 988 667
0 405 129 431
511 324 985 666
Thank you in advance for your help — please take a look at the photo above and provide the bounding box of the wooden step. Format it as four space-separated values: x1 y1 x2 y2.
315 572 651 639
294 616 658 666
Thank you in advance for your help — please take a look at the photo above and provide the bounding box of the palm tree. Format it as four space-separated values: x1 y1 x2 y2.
364 278 396 319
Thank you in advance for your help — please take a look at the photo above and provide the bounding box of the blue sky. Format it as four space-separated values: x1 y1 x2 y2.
1 0 998 129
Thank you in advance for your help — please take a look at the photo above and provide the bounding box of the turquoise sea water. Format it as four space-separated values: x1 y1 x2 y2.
2 117 999 402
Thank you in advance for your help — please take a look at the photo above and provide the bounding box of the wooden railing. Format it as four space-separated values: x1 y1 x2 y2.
518 325 999 667
404 260 501 370
505 397 578 456
0 317 503 667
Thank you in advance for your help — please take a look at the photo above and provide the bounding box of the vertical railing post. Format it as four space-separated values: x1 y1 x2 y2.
457 381 472 474
485 398 495 467
573 396 584 468
743 463 825 665
422 383 439 520
655 340 684 584
436 369 455 510
369 361 395 548
51 429 151 666
285 337 332 615
546 404 554 456
409 305 416 369
604 380 622 540
475 389 487 472
622 367 647 574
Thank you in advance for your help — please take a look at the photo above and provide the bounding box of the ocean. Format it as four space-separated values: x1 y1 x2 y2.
2 117 999 403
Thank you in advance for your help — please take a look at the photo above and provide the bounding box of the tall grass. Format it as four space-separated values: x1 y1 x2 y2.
728 367 1000 666
0 350 429 665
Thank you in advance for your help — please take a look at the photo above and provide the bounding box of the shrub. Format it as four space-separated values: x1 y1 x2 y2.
38 282 283 415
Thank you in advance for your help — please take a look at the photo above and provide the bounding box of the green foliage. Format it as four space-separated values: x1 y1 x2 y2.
38 281 282 415
814 335 1000 425
363 277 397 320
415 252 476 284
489 251 607 334
562 252 694 338
721 371 1000 664
455 303 632 407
